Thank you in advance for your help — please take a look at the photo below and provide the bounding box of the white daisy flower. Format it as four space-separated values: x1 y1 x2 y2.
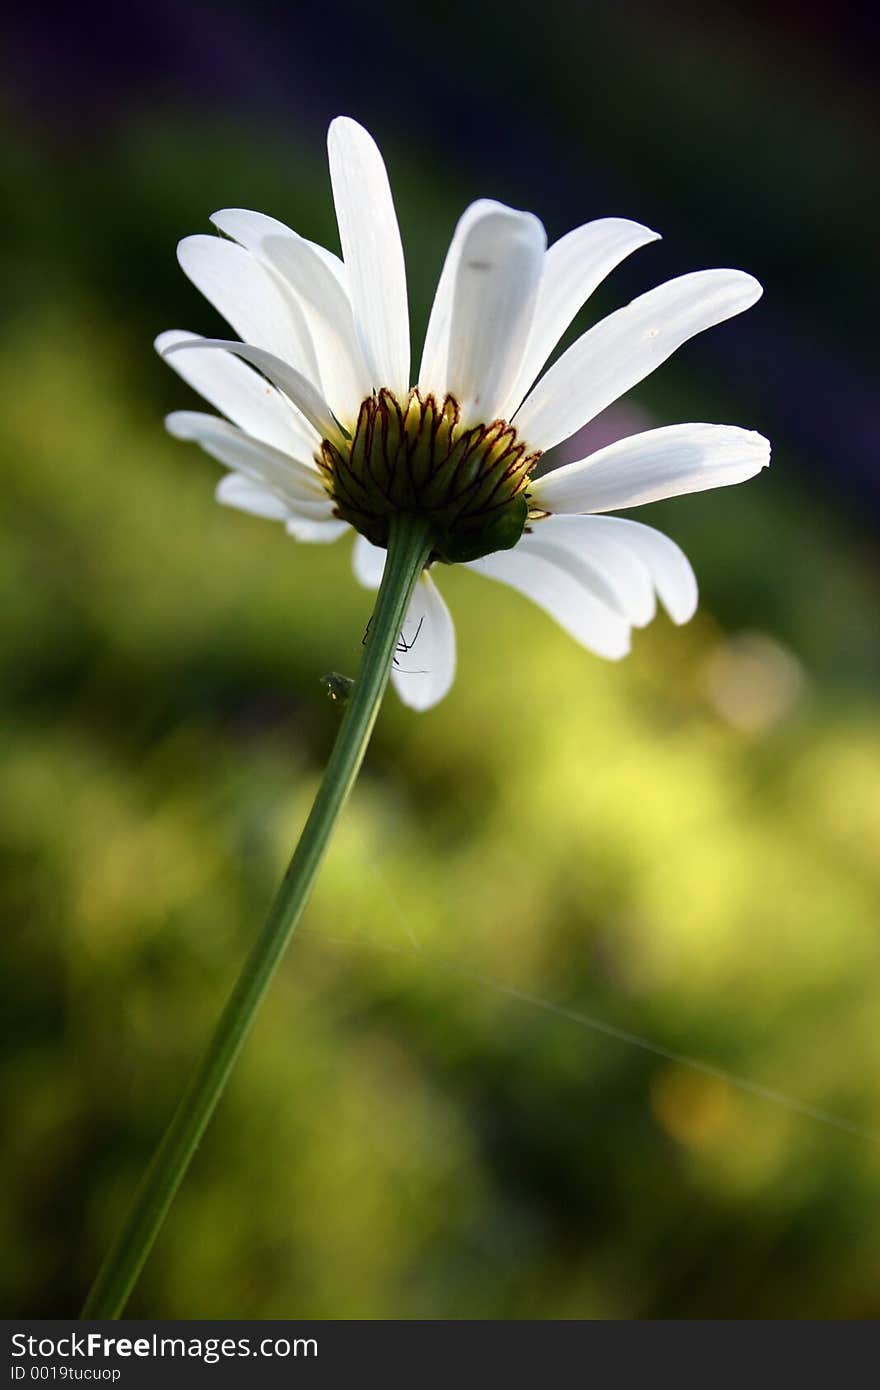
158 115 769 711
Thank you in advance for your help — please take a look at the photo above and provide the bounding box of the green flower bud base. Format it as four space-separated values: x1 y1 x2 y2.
318 389 540 563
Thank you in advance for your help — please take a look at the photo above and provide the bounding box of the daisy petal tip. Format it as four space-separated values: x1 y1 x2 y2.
164 411 195 439
214 472 255 511
159 337 201 360
396 684 448 714
603 632 632 662
596 216 662 248
739 427 772 473
283 516 350 544
327 114 375 153
328 113 367 134
208 208 242 238
521 207 549 247
732 269 764 305
153 328 183 356
175 233 205 269
669 576 699 626
208 207 267 243
631 220 662 246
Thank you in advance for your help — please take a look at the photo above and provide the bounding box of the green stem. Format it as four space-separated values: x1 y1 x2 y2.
81 514 431 1318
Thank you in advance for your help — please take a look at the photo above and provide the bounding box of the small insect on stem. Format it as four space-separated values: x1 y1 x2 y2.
320 671 355 707
362 615 428 674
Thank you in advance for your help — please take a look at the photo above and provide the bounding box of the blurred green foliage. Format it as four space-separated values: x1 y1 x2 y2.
2 107 880 1321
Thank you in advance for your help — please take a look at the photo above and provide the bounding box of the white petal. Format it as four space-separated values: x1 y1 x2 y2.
210 208 345 284
519 516 656 627
162 338 336 441
390 572 456 711
466 547 631 660
263 235 371 428
155 330 315 456
501 217 660 419
215 473 291 519
349 544 455 706
532 422 770 513
577 515 698 624
284 516 350 543
177 234 319 383
417 198 507 396
352 534 386 589
211 210 371 426
166 411 332 512
444 205 546 422
327 116 410 396
515 269 763 450
216 473 348 542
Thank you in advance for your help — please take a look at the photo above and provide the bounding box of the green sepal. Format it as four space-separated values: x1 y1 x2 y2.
435 493 528 563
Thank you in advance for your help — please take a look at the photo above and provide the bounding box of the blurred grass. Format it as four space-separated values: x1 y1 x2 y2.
2 110 880 1320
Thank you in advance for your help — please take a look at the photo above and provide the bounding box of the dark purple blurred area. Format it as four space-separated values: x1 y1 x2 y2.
5 0 879 518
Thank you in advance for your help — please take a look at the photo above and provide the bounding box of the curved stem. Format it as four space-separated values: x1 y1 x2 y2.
81 515 432 1318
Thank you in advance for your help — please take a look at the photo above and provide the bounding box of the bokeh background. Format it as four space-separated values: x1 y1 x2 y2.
3 0 879 1319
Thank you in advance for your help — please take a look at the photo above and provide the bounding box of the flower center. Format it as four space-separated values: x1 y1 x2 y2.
316 389 541 563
